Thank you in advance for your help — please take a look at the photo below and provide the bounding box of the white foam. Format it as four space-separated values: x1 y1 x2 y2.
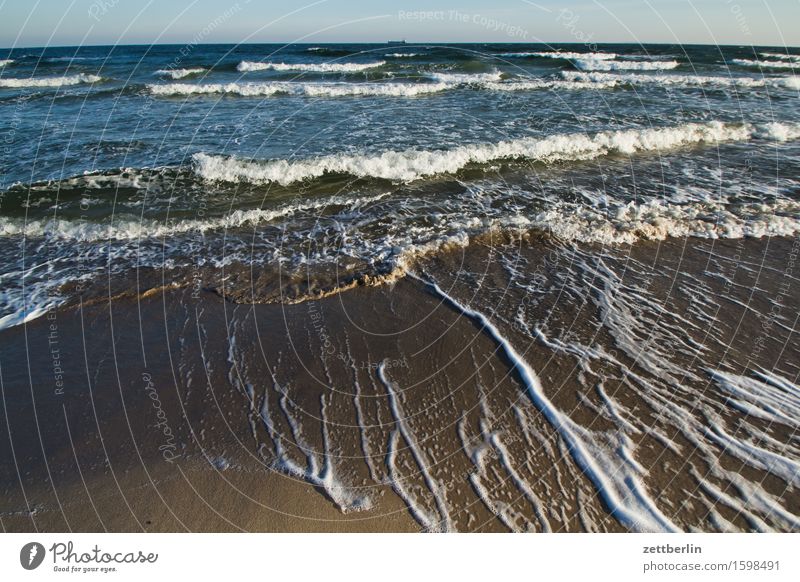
386 53 420 58
469 412 552 531
562 70 799 90
237 60 385 72
0 59 12 67
148 81 292 97
760 52 800 61
154 67 205 79
532 198 800 245
576 58 680 71
421 277 679 532
270 390 372 513
192 121 796 186
0 73 102 88
386 430 440 530
778 76 800 89
708 369 800 428
147 80 448 98
483 78 620 91
0 305 52 330
517 258 800 531
759 121 800 141
499 51 617 60
732 58 797 70
302 82 448 97
378 363 453 531
428 70 504 84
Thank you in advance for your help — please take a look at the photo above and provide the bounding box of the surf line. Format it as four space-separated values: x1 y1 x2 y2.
411 273 679 533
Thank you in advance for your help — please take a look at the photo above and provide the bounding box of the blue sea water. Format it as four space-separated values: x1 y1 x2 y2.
0 42 799 326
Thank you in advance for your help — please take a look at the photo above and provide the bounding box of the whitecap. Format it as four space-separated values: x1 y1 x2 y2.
237 60 385 73
0 73 102 88
154 67 206 79
191 120 797 186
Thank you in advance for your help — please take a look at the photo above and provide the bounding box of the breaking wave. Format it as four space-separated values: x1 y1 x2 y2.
498 51 616 60
154 67 206 79
237 60 386 72
4 193 799 254
147 81 449 98
0 192 392 241
0 73 103 88
140 71 800 100
562 71 800 90
731 58 798 70
191 121 800 186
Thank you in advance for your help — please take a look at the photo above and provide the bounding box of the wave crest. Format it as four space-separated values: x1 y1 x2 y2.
732 58 798 69
192 121 799 186
575 59 680 71
760 52 800 61
562 71 800 90
147 81 448 97
237 60 385 73
155 67 206 79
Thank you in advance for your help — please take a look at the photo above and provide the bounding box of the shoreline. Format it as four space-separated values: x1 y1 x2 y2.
1 234 798 532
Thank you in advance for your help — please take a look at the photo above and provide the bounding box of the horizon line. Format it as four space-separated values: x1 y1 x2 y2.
2 40 799 52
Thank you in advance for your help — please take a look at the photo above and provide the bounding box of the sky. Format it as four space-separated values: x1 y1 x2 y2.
0 0 798 49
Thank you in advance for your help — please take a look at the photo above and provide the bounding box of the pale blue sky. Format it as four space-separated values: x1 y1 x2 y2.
1 0 797 49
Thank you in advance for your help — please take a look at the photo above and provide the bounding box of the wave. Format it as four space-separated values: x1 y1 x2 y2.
575 59 679 71
424 278 680 532
147 80 449 98
0 73 102 88
155 67 206 79
428 70 505 84
531 197 800 245
301 82 448 97
0 59 12 67
562 71 800 90
191 121 800 186
136 70 800 101
237 60 385 72
386 53 420 58
5 192 799 261
498 51 616 60
731 58 797 70
0 192 392 241
305 47 354 56
483 78 620 91
760 52 800 61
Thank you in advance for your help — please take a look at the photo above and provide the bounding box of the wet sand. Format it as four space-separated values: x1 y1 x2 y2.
1 235 798 532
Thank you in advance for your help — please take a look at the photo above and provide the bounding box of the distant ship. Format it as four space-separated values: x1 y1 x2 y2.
387 40 406 46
